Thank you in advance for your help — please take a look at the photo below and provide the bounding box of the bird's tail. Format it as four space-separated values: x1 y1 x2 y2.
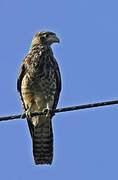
32 115 53 165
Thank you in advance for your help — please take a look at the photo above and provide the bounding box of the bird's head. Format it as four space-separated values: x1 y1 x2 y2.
31 31 60 47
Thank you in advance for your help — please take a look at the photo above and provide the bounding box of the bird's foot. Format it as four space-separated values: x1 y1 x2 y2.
43 108 55 117
25 109 32 119
43 108 51 117
21 113 26 119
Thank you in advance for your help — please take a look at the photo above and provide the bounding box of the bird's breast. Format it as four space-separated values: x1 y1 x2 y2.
22 54 57 101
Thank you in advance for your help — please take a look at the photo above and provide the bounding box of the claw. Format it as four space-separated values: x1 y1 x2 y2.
43 108 55 117
26 109 32 119
43 108 50 117
21 113 26 119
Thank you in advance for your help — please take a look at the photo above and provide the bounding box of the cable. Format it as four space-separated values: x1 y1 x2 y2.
0 99 118 121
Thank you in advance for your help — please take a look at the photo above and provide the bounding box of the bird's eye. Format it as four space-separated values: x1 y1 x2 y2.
45 34 49 38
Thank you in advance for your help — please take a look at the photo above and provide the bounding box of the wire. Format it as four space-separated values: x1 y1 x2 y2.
0 99 118 121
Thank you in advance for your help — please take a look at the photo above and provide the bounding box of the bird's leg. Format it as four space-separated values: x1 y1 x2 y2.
43 108 51 117
43 104 55 117
25 104 33 119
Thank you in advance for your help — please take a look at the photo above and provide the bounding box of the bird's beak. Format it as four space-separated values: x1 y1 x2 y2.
47 35 60 44
54 36 60 43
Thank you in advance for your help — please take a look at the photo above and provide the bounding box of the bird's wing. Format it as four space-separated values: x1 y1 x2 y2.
52 58 61 110
17 57 34 138
17 59 26 110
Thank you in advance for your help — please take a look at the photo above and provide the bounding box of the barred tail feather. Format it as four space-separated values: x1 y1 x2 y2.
32 117 53 165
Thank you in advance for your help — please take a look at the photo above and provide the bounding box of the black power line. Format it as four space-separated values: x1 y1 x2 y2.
0 99 118 121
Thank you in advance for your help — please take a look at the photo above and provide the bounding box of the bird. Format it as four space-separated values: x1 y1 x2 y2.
17 31 61 165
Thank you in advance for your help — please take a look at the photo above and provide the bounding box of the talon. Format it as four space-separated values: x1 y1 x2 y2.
43 108 49 115
21 113 26 119
43 108 50 117
43 108 55 117
26 109 32 118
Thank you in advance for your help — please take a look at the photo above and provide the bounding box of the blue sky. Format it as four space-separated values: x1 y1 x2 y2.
0 0 118 179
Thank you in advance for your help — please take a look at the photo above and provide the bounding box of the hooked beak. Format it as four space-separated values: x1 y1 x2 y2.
54 36 60 43
47 34 60 44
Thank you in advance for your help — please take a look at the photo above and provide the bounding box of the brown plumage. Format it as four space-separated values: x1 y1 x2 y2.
17 31 61 165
